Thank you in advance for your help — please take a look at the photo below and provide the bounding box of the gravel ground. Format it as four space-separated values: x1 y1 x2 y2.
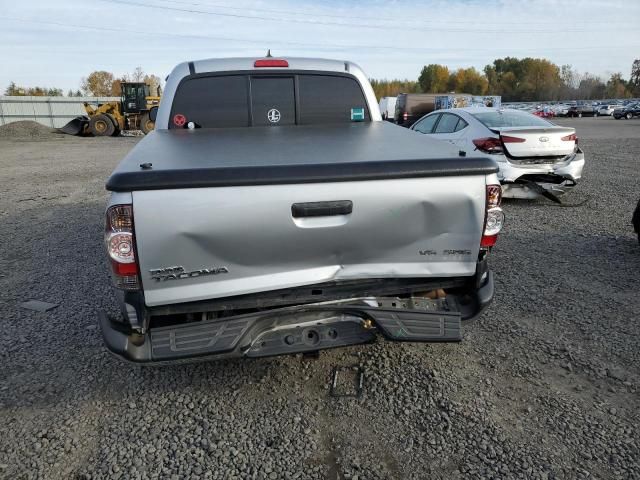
0 117 638 480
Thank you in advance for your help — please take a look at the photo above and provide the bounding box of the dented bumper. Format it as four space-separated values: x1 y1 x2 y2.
99 271 495 364
499 149 585 199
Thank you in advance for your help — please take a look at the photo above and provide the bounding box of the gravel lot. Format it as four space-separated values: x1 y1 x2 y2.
0 117 638 480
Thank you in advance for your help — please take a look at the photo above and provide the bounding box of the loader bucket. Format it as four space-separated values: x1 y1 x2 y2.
60 116 89 135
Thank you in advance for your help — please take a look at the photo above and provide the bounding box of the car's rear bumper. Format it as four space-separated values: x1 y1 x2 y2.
500 149 585 199
99 271 495 364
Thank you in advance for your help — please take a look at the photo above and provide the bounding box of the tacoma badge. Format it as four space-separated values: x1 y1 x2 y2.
149 265 229 282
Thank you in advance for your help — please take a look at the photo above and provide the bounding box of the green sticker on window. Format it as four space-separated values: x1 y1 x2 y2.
351 107 365 121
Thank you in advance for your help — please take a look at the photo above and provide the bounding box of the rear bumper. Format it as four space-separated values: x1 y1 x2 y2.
500 149 585 199
99 271 495 364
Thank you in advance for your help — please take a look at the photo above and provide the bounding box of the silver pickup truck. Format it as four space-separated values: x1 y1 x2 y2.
100 56 504 363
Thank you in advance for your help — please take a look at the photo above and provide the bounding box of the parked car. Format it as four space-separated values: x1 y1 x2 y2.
378 96 397 121
394 93 438 126
567 104 596 118
595 105 622 116
410 107 585 202
613 103 640 119
553 104 571 117
100 56 504 364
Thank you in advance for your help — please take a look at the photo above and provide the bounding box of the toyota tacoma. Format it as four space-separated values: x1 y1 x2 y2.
100 56 504 363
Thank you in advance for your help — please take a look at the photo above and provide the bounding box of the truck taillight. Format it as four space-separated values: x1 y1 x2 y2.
105 204 140 290
481 185 504 248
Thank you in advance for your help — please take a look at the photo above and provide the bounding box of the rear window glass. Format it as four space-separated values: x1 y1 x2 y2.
170 76 249 128
298 75 369 124
170 73 369 129
471 110 552 128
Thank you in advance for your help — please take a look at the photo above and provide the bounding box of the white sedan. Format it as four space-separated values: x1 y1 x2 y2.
410 107 585 201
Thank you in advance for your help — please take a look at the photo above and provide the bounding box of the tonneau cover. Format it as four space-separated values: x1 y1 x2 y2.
106 122 497 192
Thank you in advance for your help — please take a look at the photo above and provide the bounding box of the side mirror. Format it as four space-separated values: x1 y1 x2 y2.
149 106 158 122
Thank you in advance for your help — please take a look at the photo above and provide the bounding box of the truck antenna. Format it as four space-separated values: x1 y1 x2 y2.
266 49 272 58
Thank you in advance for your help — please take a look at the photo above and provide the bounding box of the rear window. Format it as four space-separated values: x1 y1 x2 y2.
471 110 553 128
298 75 369 124
169 73 369 129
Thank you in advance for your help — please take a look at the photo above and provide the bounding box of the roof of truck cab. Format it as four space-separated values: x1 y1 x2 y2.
106 122 498 192
189 57 353 75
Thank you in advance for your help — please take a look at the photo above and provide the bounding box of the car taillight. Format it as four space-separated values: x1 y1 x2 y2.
473 137 503 154
561 133 578 144
254 59 289 67
105 204 140 290
481 185 505 248
403 112 408 121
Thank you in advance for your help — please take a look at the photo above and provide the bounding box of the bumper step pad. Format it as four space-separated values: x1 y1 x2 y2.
366 309 461 342
150 317 252 360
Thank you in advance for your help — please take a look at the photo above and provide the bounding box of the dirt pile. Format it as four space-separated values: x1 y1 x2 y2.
0 120 59 139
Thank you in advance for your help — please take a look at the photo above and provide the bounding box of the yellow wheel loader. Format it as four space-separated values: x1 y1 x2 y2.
61 82 160 136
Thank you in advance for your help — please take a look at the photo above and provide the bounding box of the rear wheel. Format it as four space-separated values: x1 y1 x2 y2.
627 112 633 120
89 114 115 137
140 113 155 134
105 114 120 137
577 112 582 118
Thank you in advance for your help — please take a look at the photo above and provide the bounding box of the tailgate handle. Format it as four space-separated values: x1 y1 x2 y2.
291 200 353 218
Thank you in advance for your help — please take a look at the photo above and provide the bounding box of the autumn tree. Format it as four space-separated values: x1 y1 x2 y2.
81 71 115 96
369 79 420 99
144 74 163 96
448 67 488 95
418 64 450 93
605 73 630 98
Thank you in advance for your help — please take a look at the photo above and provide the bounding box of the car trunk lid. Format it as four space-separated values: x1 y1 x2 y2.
493 126 576 158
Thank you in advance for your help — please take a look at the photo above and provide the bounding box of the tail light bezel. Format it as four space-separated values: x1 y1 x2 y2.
105 204 140 291
481 185 504 249
473 137 503 154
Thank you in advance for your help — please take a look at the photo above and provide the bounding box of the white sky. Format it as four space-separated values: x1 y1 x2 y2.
1 0 639 92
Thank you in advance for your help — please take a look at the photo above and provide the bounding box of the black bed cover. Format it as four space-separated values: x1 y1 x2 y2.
106 121 497 192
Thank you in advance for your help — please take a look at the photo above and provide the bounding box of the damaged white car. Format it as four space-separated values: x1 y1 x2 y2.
411 107 585 202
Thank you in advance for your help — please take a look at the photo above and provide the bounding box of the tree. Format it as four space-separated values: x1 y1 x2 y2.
418 64 450 93
369 79 420 99
605 73 630 98
448 67 488 95
81 71 115 96
4 82 22 95
630 59 640 96
67 89 74 97
144 74 163 96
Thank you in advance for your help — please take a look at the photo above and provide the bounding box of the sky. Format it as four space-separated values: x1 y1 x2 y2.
0 0 639 92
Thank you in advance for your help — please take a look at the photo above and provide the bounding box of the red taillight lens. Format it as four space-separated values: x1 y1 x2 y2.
561 133 578 144
501 135 526 143
254 59 289 67
481 185 504 249
473 137 503 154
105 204 140 290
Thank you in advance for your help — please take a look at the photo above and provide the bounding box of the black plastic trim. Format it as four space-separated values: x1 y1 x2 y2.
107 156 497 191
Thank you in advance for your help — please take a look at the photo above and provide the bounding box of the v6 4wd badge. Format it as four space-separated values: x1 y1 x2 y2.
149 265 229 282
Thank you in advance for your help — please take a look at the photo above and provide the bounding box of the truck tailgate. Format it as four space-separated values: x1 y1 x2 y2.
133 176 487 306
